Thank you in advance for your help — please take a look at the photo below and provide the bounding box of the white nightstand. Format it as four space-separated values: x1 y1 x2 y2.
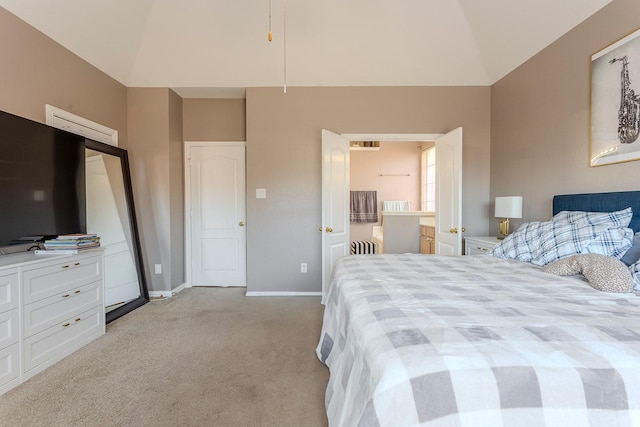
464 236 501 255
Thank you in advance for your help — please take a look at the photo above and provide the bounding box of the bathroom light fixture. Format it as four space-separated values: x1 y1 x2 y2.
495 196 522 238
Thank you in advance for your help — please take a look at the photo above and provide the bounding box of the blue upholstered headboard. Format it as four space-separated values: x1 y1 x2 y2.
553 191 640 233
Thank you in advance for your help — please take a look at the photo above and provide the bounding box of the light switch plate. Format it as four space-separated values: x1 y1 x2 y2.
256 188 267 199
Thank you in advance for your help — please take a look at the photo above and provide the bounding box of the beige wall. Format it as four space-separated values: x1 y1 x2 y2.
1 4 494 296
169 91 185 289
350 141 424 242
491 0 640 233
5 0 639 295
246 86 491 293
183 99 246 141
127 88 184 293
0 7 127 145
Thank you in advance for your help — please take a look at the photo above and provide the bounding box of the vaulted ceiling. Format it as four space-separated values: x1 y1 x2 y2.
0 0 612 97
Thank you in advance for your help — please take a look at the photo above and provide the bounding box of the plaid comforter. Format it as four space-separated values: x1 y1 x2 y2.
316 254 640 426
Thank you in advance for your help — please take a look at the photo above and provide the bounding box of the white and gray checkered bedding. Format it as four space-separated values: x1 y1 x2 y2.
316 254 640 426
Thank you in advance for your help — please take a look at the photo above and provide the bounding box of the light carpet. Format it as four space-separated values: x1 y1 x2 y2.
0 287 329 426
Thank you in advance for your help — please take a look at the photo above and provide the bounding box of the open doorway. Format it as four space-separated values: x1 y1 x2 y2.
321 129 462 300
349 140 434 253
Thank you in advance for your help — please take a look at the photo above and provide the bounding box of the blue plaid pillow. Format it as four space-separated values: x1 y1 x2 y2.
533 224 633 266
488 221 548 263
489 220 633 266
552 207 632 227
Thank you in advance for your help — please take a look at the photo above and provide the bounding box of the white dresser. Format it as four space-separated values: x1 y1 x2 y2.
0 250 104 395
0 267 20 394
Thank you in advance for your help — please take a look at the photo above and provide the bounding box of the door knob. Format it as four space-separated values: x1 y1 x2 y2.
239 221 245 227
461 227 466 233
319 227 323 232
325 227 333 233
449 228 458 234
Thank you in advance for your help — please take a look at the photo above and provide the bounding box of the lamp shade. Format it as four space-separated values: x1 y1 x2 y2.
495 196 523 218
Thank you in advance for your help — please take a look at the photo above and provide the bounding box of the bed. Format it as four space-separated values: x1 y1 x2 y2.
316 191 640 426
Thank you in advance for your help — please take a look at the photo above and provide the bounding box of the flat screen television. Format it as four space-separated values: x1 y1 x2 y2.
0 110 86 248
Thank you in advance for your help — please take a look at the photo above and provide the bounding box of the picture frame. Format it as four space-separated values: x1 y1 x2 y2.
591 27 640 167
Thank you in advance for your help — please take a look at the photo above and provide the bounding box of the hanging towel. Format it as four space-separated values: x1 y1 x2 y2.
382 200 411 211
350 191 378 223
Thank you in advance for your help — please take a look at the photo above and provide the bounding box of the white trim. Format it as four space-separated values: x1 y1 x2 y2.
342 133 443 142
172 283 187 294
148 284 186 300
184 141 246 148
184 284 247 288
45 104 118 146
184 141 247 287
245 291 323 297
149 290 172 299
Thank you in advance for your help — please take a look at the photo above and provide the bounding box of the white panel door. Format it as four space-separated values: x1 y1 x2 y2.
435 128 463 255
187 144 246 286
321 130 350 302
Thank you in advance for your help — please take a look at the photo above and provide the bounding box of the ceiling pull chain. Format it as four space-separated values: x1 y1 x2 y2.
268 0 273 42
283 0 287 93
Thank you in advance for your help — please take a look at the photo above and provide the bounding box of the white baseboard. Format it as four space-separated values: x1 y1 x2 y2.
148 291 169 299
148 284 186 300
245 291 323 297
165 286 318 297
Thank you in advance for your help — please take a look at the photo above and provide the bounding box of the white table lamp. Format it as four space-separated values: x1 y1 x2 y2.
495 196 523 238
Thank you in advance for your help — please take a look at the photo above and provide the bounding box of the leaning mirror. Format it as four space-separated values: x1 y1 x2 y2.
85 139 148 323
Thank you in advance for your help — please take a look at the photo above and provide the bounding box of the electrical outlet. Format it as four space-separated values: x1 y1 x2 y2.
154 264 162 274
300 263 307 273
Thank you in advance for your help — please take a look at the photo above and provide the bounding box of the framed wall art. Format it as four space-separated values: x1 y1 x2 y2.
591 27 640 166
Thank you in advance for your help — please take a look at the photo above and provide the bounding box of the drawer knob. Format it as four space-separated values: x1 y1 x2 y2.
74 290 81 294
61 265 70 269
62 323 70 327
75 318 81 322
74 262 80 266
62 294 70 298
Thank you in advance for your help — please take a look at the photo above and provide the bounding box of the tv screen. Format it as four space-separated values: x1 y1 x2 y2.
0 110 86 247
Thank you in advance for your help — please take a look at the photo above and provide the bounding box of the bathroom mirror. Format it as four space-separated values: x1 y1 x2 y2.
85 139 149 323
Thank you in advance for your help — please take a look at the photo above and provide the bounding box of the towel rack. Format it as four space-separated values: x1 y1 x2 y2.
379 173 410 177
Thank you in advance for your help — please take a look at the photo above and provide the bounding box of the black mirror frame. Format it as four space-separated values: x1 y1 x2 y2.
85 139 149 323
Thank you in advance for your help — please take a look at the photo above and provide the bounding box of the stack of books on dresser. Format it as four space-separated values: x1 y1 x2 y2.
35 234 101 255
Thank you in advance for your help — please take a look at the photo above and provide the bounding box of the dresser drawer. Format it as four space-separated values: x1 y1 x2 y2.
0 343 20 391
0 270 19 314
464 237 500 255
0 310 19 350
466 245 491 255
22 254 102 304
24 281 102 338
23 305 103 373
